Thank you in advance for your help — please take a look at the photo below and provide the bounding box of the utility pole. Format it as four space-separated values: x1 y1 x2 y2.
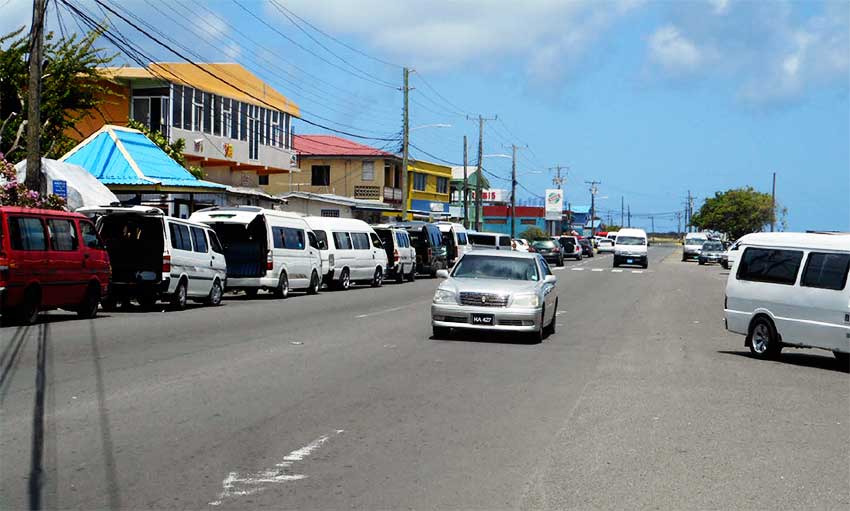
549 165 568 236
650 216 655 235
462 135 469 228
467 114 497 230
770 172 776 232
627 204 631 228
505 144 526 239
400 67 411 221
586 180 601 237
675 211 682 237
25 0 47 194
686 190 692 232
620 196 624 227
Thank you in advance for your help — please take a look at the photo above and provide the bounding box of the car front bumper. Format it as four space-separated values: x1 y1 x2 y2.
431 303 542 332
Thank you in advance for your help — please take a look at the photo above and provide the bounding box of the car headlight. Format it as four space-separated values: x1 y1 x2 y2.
512 292 540 307
433 288 457 304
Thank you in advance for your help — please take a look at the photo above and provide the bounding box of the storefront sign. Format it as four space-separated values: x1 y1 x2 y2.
545 189 563 220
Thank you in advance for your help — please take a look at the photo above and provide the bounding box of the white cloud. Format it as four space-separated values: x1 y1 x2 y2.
648 25 705 75
709 0 730 15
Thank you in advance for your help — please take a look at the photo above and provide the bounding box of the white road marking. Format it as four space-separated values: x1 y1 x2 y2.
611 269 624 273
570 268 584 271
556 311 567 316
356 300 429 319
591 268 603 272
631 270 644 274
209 430 344 506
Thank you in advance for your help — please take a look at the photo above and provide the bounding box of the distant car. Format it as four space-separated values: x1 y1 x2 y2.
394 222 448 277
613 228 648 268
513 238 530 252
698 241 725 265
596 238 615 253
557 236 583 260
530 239 564 266
683 232 709 261
578 238 594 257
431 250 559 343
468 231 513 251
721 239 741 269
373 226 416 283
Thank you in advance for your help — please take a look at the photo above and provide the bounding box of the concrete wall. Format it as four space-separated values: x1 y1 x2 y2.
280 197 353 218
171 127 296 173
265 157 397 199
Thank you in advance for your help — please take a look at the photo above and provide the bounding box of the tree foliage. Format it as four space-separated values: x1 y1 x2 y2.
126 120 205 179
519 226 548 241
0 28 115 162
0 152 66 209
690 187 785 240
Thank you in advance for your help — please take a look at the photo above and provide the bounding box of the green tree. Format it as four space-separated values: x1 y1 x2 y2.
601 224 621 232
0 28 116 162
691 187 785 240
519 226 548 241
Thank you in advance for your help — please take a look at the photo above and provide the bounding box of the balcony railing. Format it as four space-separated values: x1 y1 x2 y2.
383 187 402 202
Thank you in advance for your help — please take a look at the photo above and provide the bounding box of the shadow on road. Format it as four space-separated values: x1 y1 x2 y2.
431 331 540 345
718 350 849 374
88 320 122 510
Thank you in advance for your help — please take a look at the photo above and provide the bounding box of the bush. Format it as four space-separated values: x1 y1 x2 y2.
0 153 67 210
519 226 548 241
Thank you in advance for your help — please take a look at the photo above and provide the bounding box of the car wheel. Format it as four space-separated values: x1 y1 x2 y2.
273 272 289 298
698 259 705 265
171 280 188 311
371 267 384 287
577 254 582 261
721 261 729 270
749 317 781 359
395 267 405 284
833 351 849 366
557 257 564 267
544 300 557 337
17 287 41 325
338 269 351 290
77 283 100 319
642 261 649 269
682 254 687 262
307 271 320 295
100 295 119 312
206 279 223 306
432 325 450 338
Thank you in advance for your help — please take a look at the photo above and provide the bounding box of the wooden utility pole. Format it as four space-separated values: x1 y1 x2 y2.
510 144 517 238
400 67 410 221
549 165 568 236
467 114 496 230
770 172 776 232
462 135 469 228
25 0 47 193
586 180 601 236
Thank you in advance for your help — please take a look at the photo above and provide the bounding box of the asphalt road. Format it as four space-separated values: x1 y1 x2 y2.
1 246 848 510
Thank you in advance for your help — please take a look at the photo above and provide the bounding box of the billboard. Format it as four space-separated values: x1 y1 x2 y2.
545 189 563 220
469 188 507 203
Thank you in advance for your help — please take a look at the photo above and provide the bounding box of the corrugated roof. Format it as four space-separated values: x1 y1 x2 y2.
102 63 299 117
294 135 396 157
60 125 225 191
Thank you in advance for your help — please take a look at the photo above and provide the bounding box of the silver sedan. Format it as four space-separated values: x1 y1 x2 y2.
430 250 559 343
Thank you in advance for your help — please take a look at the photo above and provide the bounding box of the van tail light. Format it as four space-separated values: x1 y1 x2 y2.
528 247 535 252
266 251 274 271
162 254 172 273
393 249 399 262
428 247 432 260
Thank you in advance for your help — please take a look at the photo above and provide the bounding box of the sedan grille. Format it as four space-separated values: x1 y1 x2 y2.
459 292 509 307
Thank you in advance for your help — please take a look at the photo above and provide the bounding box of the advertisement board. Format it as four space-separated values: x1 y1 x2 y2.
545 189 563 220
470 188 507 203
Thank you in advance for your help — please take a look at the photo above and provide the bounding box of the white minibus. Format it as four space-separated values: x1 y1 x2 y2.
302 217 389 290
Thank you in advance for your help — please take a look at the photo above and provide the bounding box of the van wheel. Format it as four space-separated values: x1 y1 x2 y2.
273 273 289 299
371 268 384 287
406 266 416 282
307 272 320 295
77 284 100 319
833 351 849 366
749 317 781 359
17 287 41 325
171 280 188 310
338 269 351 290
206 279 223 306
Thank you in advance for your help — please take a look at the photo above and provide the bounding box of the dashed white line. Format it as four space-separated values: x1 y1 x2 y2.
356 300 429 318
591 268 604 272
570 268 584 271
632 270 644 274
611 269 624 273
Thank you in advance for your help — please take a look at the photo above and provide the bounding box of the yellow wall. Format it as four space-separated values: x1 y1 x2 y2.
264 157 398 197
407 160 452 213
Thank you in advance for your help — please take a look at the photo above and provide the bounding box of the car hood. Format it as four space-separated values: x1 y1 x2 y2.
440 278 539 295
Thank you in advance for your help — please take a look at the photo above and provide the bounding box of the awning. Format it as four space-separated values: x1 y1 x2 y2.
13 158 119 211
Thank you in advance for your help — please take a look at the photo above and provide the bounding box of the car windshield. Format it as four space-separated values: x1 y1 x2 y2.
703 242 723 251
452 255 539 281
532 240 556 249
617 236 645 245
686 237 707 245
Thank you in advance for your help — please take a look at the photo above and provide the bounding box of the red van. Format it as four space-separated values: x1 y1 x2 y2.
0 206 111 325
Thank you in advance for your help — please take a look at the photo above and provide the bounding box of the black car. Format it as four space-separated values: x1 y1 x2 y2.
392 221 447 276
530 239 564 266
578 238 594 257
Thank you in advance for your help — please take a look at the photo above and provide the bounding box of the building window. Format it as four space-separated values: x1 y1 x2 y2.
487 218 507 225
285 113 291 149
222 98 232 138
258 174 269 185
183 87 193 130
413 173 427 191
436 176 448 194
321 209 340 217
193 89 203 132
213 95 222 136
384 162 393 186
172 85 182 128
311 165 330 186
520 219 536 225
202 92 212 133
362 161 375 181
239 101 248 141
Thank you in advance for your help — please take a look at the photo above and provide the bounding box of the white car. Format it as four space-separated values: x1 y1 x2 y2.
436 222 471 264
80 206 227 310
721 239 741 269
557 236 583 260
191 207 323 297
724 232 850 363
373 225 416 283
512 239 530 252
596 238 615 253
613 228 648 268
468 231 513 250
683 232 709 261
302 217 389 290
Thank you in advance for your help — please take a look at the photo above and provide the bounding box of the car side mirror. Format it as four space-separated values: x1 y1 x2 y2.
436 269 450 279
544 274 557 284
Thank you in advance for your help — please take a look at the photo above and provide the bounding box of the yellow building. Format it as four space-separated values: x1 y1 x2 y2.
406 159 453 220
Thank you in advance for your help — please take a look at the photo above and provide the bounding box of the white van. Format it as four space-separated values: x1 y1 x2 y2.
80 206 227 310
683 232 709 261
435 222 470 264
302 217 389 290
190 207 322 297
373 225 416 283
613 228 648 268
724 232 850 363
467 231 513 250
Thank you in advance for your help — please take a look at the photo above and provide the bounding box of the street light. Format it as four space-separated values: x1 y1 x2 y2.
411 123 452 131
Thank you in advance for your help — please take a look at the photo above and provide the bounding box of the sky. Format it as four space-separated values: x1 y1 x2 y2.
2 0 848 232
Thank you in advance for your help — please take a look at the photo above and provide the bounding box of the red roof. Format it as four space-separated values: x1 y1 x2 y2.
294 135 396 157
483 205 544 218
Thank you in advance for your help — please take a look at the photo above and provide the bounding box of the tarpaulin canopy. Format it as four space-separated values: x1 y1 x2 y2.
12 158 119 211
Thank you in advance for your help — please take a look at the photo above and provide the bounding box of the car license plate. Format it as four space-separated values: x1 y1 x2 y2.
627 258 634 264
471 313 495 326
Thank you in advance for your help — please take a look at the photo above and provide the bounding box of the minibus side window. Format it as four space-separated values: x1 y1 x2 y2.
736 247 803 285
801 252 850 291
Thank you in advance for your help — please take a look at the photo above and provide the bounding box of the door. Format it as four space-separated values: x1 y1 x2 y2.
283 227 309 288
794 251 850 351
208 230 227 282
189 225 213 297
539 256 557 323
79 219 110 297
332 231 355 279
369 232 386 274
7 216 50 305
167 221 195 293
349 232 371 279
45 217 86 307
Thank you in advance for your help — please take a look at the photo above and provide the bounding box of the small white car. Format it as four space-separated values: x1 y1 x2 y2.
373 225 416 283
721 239 741 269
435 222 471 264
513 239 530 252
596 238 615 253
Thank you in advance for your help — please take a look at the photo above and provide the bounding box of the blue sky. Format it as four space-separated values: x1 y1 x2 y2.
2 0 848 231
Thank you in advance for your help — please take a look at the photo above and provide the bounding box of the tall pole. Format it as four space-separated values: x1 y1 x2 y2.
549 165 568 236
686 190 692 232
650 216 655 235
400 67 410 221
510 144 517 238
627 204 631 228
467 114 496 230
770 172 776 232
586 180 601 237
462 135 469 228
620 196 624 227
25 0 47 194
